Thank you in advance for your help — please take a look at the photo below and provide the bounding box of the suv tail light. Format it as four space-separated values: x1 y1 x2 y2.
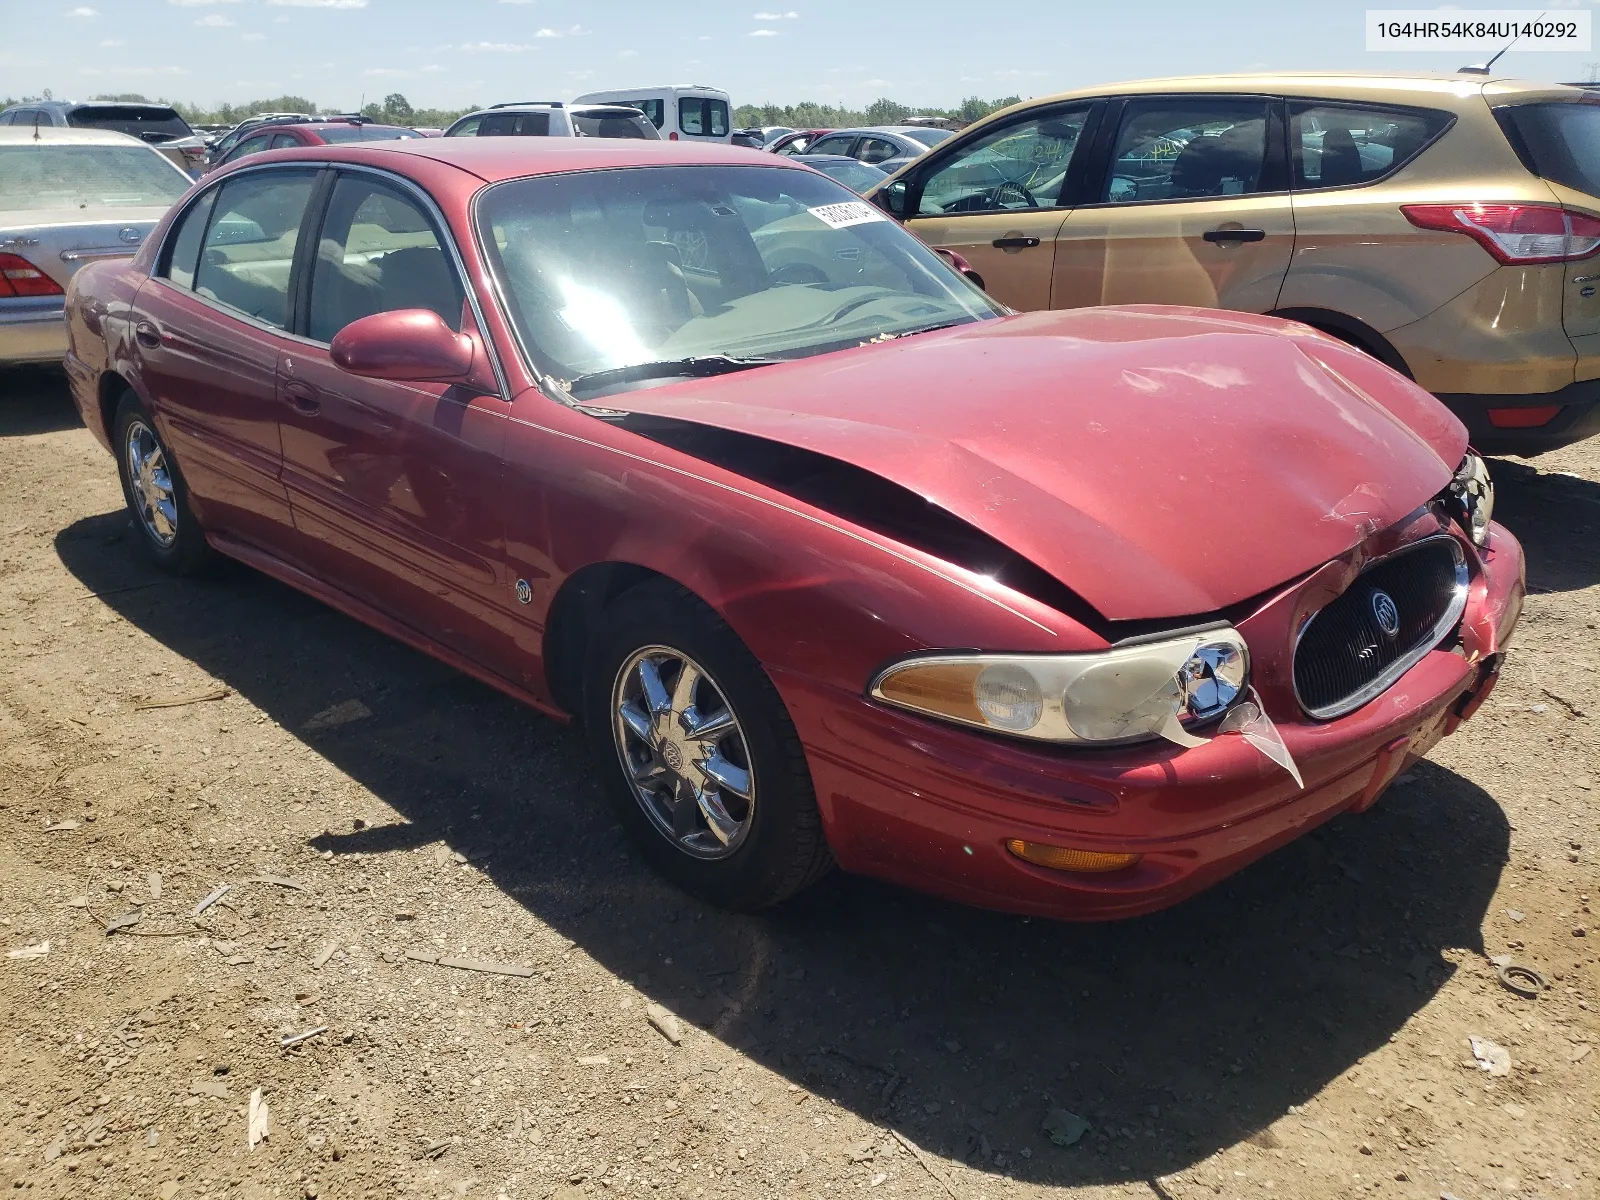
0 252 64 298
1402 203 1600 264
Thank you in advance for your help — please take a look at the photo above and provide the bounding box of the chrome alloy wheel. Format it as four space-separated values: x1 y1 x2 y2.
124 419 178 548
611 645 755 860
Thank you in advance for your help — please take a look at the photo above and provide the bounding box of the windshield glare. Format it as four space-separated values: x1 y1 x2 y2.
478 164 1000 387
0 145 190 211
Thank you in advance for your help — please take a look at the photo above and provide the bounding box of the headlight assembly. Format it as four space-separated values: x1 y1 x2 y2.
869 630 1249 746
1447 452 1494 546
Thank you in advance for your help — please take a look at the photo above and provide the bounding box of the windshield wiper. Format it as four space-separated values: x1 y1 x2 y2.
565 355 780 396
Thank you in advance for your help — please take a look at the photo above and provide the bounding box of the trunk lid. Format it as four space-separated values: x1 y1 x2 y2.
0 207 169 290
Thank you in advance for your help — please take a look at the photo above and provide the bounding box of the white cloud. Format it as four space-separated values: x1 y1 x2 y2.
65 6 98 16
535 24 588 36
82 64 189 75
456 40 536 51
266 0 366 7
98 36 123 45
169 0 242 5
241 31 265 40
422 64 444 72
860 77 889 86
498 0 536 4
749 28 780 36
618 48 639 57
752 9 799 17
195 12 234 24
363 67 411 76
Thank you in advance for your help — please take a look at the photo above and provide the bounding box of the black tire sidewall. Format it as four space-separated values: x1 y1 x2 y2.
112 391 209 574
583 582 827 910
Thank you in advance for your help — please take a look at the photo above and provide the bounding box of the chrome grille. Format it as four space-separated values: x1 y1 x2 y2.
1293 536 1468 719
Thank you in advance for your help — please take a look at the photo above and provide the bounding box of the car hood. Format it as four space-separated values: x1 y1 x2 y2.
597 306 1467 621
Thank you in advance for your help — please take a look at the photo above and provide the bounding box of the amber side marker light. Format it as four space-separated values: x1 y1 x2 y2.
1004 839 1140 874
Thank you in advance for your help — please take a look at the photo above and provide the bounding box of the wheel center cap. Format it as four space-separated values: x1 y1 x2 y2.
661 742 684 773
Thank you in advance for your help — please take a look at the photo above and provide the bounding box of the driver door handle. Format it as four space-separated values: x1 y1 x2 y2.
992 236 1041 249
1202 228 1267 243
281 380 321 416
134 321 162 349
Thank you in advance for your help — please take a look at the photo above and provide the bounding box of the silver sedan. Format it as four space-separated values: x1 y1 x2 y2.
0 127 191 366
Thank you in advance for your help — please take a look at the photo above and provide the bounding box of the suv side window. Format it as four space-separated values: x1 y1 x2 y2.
449 115 483 137
1290 102 1451 190
915 107 1093 216
192 170 317 329
160 189 219 290
479 111 550 137
1102 98 1272 203
307 174 465 344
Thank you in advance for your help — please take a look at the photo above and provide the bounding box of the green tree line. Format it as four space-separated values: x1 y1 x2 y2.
3 90 1027 134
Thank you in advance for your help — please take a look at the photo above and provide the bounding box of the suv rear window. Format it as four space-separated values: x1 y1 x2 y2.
1498 102 1600 198
571 110 658 139
1290 102 1452 191
67 105 192 143
679 98 729 138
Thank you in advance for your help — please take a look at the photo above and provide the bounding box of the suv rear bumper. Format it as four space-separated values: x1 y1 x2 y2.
1437 378 1600 456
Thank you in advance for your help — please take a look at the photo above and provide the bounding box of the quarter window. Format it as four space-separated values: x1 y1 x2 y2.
679 97 729 138
192 170 317 329
1102 99 1271 203
307 175 464 344
915 108 1092 216
1291 103 1450 190
161 189 218 290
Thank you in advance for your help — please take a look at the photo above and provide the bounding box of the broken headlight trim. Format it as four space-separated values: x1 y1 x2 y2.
1447 452 1494 546
868 630 1250 746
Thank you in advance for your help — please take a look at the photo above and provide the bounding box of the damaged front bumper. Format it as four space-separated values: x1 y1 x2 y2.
772 522 1525 922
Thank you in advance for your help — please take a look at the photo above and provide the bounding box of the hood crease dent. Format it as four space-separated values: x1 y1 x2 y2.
594 308 1466 622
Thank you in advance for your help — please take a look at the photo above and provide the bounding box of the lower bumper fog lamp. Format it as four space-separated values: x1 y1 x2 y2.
1004 839 1140 874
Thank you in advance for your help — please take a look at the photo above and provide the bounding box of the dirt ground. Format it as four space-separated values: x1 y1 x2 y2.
0 365 1595 1200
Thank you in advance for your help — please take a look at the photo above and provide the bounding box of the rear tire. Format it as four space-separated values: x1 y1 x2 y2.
583 579 833 910
113 390 214 575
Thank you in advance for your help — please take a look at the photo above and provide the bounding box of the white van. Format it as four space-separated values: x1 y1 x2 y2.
571 86 732 144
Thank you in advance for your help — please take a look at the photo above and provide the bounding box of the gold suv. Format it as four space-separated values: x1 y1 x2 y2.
870 73 1600 454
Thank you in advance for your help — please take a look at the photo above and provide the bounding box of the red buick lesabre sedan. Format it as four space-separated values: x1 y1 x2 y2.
62 138 1524 920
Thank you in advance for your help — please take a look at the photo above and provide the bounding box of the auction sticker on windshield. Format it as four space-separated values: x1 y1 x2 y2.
808 200 886 230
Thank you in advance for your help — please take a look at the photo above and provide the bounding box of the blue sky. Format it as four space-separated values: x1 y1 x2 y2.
7 0 1600 112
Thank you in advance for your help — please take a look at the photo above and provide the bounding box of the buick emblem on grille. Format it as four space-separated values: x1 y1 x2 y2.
1370 589 1401 638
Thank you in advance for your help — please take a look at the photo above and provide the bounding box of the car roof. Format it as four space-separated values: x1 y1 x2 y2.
0 126 151 146
252 137 790 182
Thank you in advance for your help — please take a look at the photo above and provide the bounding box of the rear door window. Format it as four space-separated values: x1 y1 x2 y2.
192 170 317 329
307 174 464 343
225 134 273 163
679 97 729 137
1498 102 1600 198
1102 98 1273 203
1291 102 1452 190
808 134 859 157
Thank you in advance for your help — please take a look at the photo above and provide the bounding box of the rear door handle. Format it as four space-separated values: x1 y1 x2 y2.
1202 228 1267 244
134 321 162 349
281 380 321 416
991 236 1041 249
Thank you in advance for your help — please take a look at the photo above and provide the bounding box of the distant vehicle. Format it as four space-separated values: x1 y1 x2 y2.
804 126 952 174
902 115 964 131
0 127 191 366
206 114 317 167
761 126 797 145
208 117 422 171
410 128 444 138
0 101 209 176
769 129 834 156
731 128 766 150
794 153 889 194
443 102 660 140
572 86 733 143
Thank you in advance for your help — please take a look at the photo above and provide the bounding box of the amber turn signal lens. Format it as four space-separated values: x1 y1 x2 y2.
874 660 984 723
1004 839 1140 874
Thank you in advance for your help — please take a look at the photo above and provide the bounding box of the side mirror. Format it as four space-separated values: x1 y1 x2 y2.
330 309 475 383
874 178 910 220
933 247 986 292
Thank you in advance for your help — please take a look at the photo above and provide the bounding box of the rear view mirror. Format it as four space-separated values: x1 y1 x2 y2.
330 309 475 383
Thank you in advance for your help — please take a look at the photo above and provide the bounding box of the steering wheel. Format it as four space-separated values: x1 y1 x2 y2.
986 180 1039 209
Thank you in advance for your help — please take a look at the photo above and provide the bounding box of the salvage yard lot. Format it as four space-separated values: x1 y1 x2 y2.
0 367 1596 1200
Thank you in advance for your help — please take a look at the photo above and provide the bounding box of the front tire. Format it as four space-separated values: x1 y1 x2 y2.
113 390 213 574
583 580 833 910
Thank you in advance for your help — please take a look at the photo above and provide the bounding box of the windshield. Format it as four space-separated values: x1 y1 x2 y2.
68 105 192 143
0 144 190 211
314 125 414 143
904 127 952 148
477 164 1000 388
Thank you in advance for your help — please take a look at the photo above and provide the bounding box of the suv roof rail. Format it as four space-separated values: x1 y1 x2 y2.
488 100 563 110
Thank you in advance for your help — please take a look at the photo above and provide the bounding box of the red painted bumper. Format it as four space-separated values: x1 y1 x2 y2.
774 524 1525 921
